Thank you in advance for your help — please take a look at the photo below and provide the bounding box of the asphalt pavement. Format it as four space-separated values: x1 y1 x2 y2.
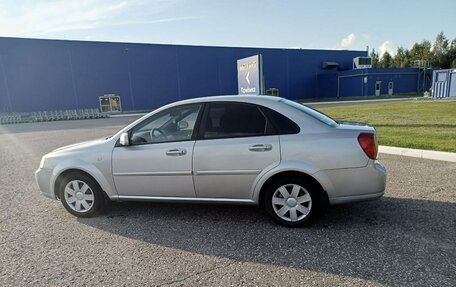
0 118 455 286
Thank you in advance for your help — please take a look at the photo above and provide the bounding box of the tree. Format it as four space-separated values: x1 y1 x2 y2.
432 32 450 68
379 51 393 68
370 49 380 67
393 47 411 68
447 38 456 68
372 32 456 69
409 40 433 65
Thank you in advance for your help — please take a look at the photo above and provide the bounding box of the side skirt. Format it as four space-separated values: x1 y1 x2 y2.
110 195 257 205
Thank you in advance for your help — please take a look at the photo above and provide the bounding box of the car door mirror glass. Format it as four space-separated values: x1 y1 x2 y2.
119 132 130 146
177 120 189 130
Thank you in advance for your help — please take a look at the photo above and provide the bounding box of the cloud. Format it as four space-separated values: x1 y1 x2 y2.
0 0 192 38
379 40 397 57
333 33 373 51
340 33 356 49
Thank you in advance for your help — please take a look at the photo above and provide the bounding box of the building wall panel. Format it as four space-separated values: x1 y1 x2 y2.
0 37 367 112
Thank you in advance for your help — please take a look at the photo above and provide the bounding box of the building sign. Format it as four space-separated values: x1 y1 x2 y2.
237 54 264 95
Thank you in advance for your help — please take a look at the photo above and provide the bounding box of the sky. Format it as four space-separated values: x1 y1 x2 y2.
0 0 455 56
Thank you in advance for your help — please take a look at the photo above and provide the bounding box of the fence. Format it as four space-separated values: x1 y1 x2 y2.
0 109 109 125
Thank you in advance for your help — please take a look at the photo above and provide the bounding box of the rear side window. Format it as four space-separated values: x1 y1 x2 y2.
261 107 300 135
281 99 338 127
201 103 267 139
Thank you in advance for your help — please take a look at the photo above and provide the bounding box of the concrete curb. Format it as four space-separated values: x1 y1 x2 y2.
379 145 456 163
306 97 419 106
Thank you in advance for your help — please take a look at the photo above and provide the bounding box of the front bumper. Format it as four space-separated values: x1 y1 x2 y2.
35 168 55 199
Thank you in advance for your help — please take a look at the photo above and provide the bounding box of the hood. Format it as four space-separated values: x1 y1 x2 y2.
51 137 110 154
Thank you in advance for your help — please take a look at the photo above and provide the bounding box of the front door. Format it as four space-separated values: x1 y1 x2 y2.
193 102 280 199
112 103 202 197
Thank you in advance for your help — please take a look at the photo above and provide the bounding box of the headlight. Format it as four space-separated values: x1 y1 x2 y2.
39 156 46 169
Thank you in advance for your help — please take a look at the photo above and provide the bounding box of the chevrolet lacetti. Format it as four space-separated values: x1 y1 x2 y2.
36 95 386 227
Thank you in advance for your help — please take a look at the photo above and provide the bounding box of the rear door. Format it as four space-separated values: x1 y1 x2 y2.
192 102 280 199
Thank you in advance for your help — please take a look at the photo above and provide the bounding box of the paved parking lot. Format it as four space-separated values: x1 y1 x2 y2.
0 117 455 286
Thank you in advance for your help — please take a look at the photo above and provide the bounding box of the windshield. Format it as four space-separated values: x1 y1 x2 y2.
281 99 338 127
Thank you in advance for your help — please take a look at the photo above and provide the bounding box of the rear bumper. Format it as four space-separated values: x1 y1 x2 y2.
328 190 384 205
35 168 55 199
314 160 386 205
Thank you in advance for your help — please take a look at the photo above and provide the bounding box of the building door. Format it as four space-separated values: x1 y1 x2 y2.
375 81 382 96
388 82 394 96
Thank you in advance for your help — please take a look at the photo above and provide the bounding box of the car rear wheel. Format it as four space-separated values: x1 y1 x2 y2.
264 178 319 227
58 172 105 217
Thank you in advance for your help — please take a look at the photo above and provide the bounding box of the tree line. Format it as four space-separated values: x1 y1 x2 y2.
370 32 456 69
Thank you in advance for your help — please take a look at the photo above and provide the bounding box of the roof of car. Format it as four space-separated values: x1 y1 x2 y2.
172 95 283 105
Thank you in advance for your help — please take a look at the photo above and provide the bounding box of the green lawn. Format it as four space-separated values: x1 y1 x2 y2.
317 100 456 153
300 93 422 103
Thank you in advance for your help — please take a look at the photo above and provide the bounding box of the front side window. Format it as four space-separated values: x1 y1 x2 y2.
201 103 268 139
130 104 201 144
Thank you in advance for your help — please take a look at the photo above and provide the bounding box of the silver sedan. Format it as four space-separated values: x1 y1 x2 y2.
36 95 386 226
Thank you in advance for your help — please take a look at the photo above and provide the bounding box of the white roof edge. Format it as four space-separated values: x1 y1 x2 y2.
174 94 283 105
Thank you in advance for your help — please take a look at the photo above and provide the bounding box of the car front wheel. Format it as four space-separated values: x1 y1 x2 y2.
264 178 319 227
58 172 105 217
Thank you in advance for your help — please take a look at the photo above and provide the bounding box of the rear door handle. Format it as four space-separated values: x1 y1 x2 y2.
166 148 187 156
248 144 272 152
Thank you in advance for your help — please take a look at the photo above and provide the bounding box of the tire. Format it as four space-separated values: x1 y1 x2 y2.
263 177 321 227
58 172 105 217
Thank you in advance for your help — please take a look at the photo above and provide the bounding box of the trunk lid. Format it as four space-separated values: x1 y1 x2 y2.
336 121 376 133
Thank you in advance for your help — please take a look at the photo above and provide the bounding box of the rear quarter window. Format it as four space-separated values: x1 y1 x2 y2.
281 99 338 127
260 107 300 135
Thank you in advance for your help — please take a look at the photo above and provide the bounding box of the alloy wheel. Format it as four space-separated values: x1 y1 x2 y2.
63 180 95 213
271 184 312 222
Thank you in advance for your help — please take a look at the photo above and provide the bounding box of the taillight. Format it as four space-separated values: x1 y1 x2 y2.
357 133 378 160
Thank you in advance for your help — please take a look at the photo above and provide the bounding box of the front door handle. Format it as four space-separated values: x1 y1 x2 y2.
166 148 187 156
248 144 272 152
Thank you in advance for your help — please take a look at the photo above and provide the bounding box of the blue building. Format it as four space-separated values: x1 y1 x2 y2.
0 37 364 112
318 68 431 99
432 69 456 99
0 37 426 113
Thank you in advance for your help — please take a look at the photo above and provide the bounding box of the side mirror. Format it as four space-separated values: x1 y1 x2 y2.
119 132 130 146
177 120 189 130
